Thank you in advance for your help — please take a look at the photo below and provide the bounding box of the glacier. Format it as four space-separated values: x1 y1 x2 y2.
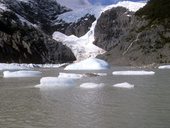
64 58 110 70
55 1 146 61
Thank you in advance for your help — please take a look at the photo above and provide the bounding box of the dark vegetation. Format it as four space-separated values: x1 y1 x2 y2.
136 0 170 20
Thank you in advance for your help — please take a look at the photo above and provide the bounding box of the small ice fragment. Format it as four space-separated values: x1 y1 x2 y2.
113 82 134 89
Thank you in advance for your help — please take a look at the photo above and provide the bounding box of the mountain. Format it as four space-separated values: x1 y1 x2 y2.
56 0 91 10
95 0 170 66
0 0 76 63
1 0 169 66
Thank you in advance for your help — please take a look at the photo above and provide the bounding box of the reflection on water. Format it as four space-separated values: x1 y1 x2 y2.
0 68 170 128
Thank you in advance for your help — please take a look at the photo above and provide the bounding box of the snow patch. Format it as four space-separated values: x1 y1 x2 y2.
16 0 30 3
3 70 42 78
113 82 134 89
57 6 102 23
65 58 110 70
80 83 104 89
112 71 155 75
35 77 75 88
0 3 7 11
57 0 92 10
103 1 146 12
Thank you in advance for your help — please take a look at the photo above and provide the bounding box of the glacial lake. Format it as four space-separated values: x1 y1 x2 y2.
0 67 170 128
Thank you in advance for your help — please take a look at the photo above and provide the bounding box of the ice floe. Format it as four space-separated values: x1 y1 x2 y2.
112 71 155 75
35 77 75 88
65 58 110 70
113 82 134 89
3 70 42 78
158 65 170 69
80 83 104 89
0 63 67 70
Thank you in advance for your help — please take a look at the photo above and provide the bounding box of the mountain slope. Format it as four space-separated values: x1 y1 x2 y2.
56 0 91 10
4 0 71 34
0 1 76 63
95 0 170 66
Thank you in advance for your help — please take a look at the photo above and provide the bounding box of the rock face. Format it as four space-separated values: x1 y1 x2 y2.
54 14 96 37
94 6 170 66
0 8 76 63
3 0 95 36
4 0 71 35
94 7 133 51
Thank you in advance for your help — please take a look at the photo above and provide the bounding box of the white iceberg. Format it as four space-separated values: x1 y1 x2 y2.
80 83 104 89
112 71 155 75
35 77 75 88
65 58 110 70
158 65 170 69
3 70 42 78
113 82 134 89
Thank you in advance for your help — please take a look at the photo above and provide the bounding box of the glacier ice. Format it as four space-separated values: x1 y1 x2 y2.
64 58 110 70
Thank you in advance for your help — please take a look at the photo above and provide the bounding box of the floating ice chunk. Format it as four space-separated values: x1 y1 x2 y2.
58 73 85 79
158 65 170 69
65 58 110 70
113 82 134 89
112 71 155 75
0 63 29 70
35 77 75 88
80 83 104 89
3 70 42 78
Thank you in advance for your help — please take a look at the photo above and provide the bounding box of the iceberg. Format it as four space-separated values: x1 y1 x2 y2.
113 82 134 89
65 58 110 70
112 70 155 75
35 77 75 88
80 83 104 89
3 70 42 78
158 65 170 69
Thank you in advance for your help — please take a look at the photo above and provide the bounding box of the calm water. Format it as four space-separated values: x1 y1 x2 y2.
0 68 170 128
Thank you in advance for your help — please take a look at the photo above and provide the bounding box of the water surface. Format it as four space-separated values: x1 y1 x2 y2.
0 68 170 128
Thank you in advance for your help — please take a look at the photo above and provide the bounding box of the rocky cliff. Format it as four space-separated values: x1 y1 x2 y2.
94 2 170 66
0 4 76 64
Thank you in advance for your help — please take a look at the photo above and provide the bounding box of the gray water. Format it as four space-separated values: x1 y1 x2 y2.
0 68 170 128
